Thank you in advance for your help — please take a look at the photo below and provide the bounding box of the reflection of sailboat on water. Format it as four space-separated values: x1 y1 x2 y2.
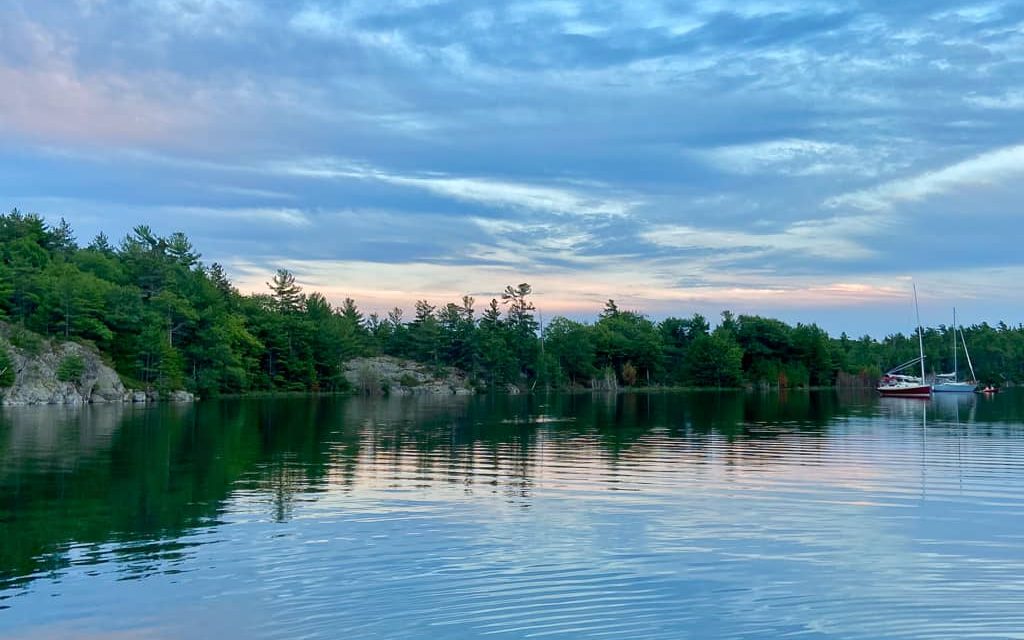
933 308 978 393
878 285 931 398
931 389 977 421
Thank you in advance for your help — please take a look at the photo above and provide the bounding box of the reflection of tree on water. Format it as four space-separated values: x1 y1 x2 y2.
0 399 347 594
0 389 891 597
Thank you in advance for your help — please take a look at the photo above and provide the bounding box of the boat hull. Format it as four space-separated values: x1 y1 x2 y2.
878 384 932 397
933 382 978 393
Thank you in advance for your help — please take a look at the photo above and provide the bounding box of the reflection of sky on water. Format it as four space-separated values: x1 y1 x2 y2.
2 392 1024 638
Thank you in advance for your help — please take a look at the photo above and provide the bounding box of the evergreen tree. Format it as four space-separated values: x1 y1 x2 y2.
51 218 77 257
88 232 114 254
268 269 303 313
5 207 1024 395
408 300 440 364
167 232 200 269
501 283 539 378
208 262 237 299
478 298 514 385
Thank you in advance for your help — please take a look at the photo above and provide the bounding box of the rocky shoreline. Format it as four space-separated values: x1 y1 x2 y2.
0 328 476 406
0 326 194 406
344 356 477 396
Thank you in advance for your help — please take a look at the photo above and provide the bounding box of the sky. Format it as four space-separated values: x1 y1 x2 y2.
2 0 1023 336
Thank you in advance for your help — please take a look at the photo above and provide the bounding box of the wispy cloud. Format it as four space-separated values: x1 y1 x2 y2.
275 158 636 217
698 138 887 177
5 0 1024 333
466 217 603 267
826 144 1024 211
966 91 1024 110
167 206 313 227
641 215 884 260
151 0 260 35
203 185 297 200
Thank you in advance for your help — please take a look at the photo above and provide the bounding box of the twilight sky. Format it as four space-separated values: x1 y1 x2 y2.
2 0 1023 335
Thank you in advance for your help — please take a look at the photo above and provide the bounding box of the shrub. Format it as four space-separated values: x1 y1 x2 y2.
399 372 420 387
8 327 42 355
57 354 86 382
356 365 383 395
621 361 638 386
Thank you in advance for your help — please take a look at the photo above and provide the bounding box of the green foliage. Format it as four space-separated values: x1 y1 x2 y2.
7 325 43 355
686 333 744 387
268 269 303 313
593 302 661 385
57 354 86 382
3 207 1024 394
543 317 595 386
156 342 185 393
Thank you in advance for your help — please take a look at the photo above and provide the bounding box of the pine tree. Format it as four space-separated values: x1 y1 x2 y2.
88 232 113 254
268 269 303 313
51 218 77 257
167 232 200 269
208 262 236 299
501 283 539 379
340 298 364 326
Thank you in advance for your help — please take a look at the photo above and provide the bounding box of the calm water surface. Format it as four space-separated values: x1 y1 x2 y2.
2 391 1024 639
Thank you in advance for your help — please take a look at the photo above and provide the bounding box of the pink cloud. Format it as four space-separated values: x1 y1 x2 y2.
0 17 200 145
0 61 199 144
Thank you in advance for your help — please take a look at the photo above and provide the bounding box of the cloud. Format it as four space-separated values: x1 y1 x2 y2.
640 215 883 260
165 206 312 227
275 158 636 217
826 144 1024 211
466 217 604 267
150 0 260 35
966 91 1024 110
0 14 201 144
5 0 1024 335
697 138 900 178
0 59 195 145
204 185 296 200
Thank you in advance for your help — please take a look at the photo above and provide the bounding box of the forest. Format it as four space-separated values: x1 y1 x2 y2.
1 209 1022 396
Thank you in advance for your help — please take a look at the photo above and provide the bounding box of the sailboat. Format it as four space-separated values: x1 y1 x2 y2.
932 308 978 393
877 284 932 397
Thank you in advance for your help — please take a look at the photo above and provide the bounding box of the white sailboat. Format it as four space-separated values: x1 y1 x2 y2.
933 308 978 393
878 284 932 398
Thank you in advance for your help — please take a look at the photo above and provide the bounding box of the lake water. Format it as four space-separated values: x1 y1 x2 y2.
2 391 1024 639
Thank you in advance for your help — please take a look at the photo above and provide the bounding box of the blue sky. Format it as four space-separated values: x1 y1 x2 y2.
2 0 1023 335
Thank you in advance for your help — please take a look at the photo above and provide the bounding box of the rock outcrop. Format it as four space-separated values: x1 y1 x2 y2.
0 325 194 406
344 356 476 396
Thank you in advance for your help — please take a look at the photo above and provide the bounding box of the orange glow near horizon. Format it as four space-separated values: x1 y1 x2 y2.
228 257 936 322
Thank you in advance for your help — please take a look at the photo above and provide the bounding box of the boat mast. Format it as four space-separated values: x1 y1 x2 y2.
960 326 977 382
953 307 958 381
914 284 925 382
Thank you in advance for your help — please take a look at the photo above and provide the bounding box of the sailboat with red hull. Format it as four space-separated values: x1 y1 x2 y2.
877 285 931 398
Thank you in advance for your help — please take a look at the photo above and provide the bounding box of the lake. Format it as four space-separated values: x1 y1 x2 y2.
2 390 1024 639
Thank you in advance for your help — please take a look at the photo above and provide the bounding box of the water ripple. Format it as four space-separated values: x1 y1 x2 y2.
2 393 1024 638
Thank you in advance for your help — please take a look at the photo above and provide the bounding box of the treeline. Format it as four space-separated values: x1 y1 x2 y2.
1 209 1021 395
